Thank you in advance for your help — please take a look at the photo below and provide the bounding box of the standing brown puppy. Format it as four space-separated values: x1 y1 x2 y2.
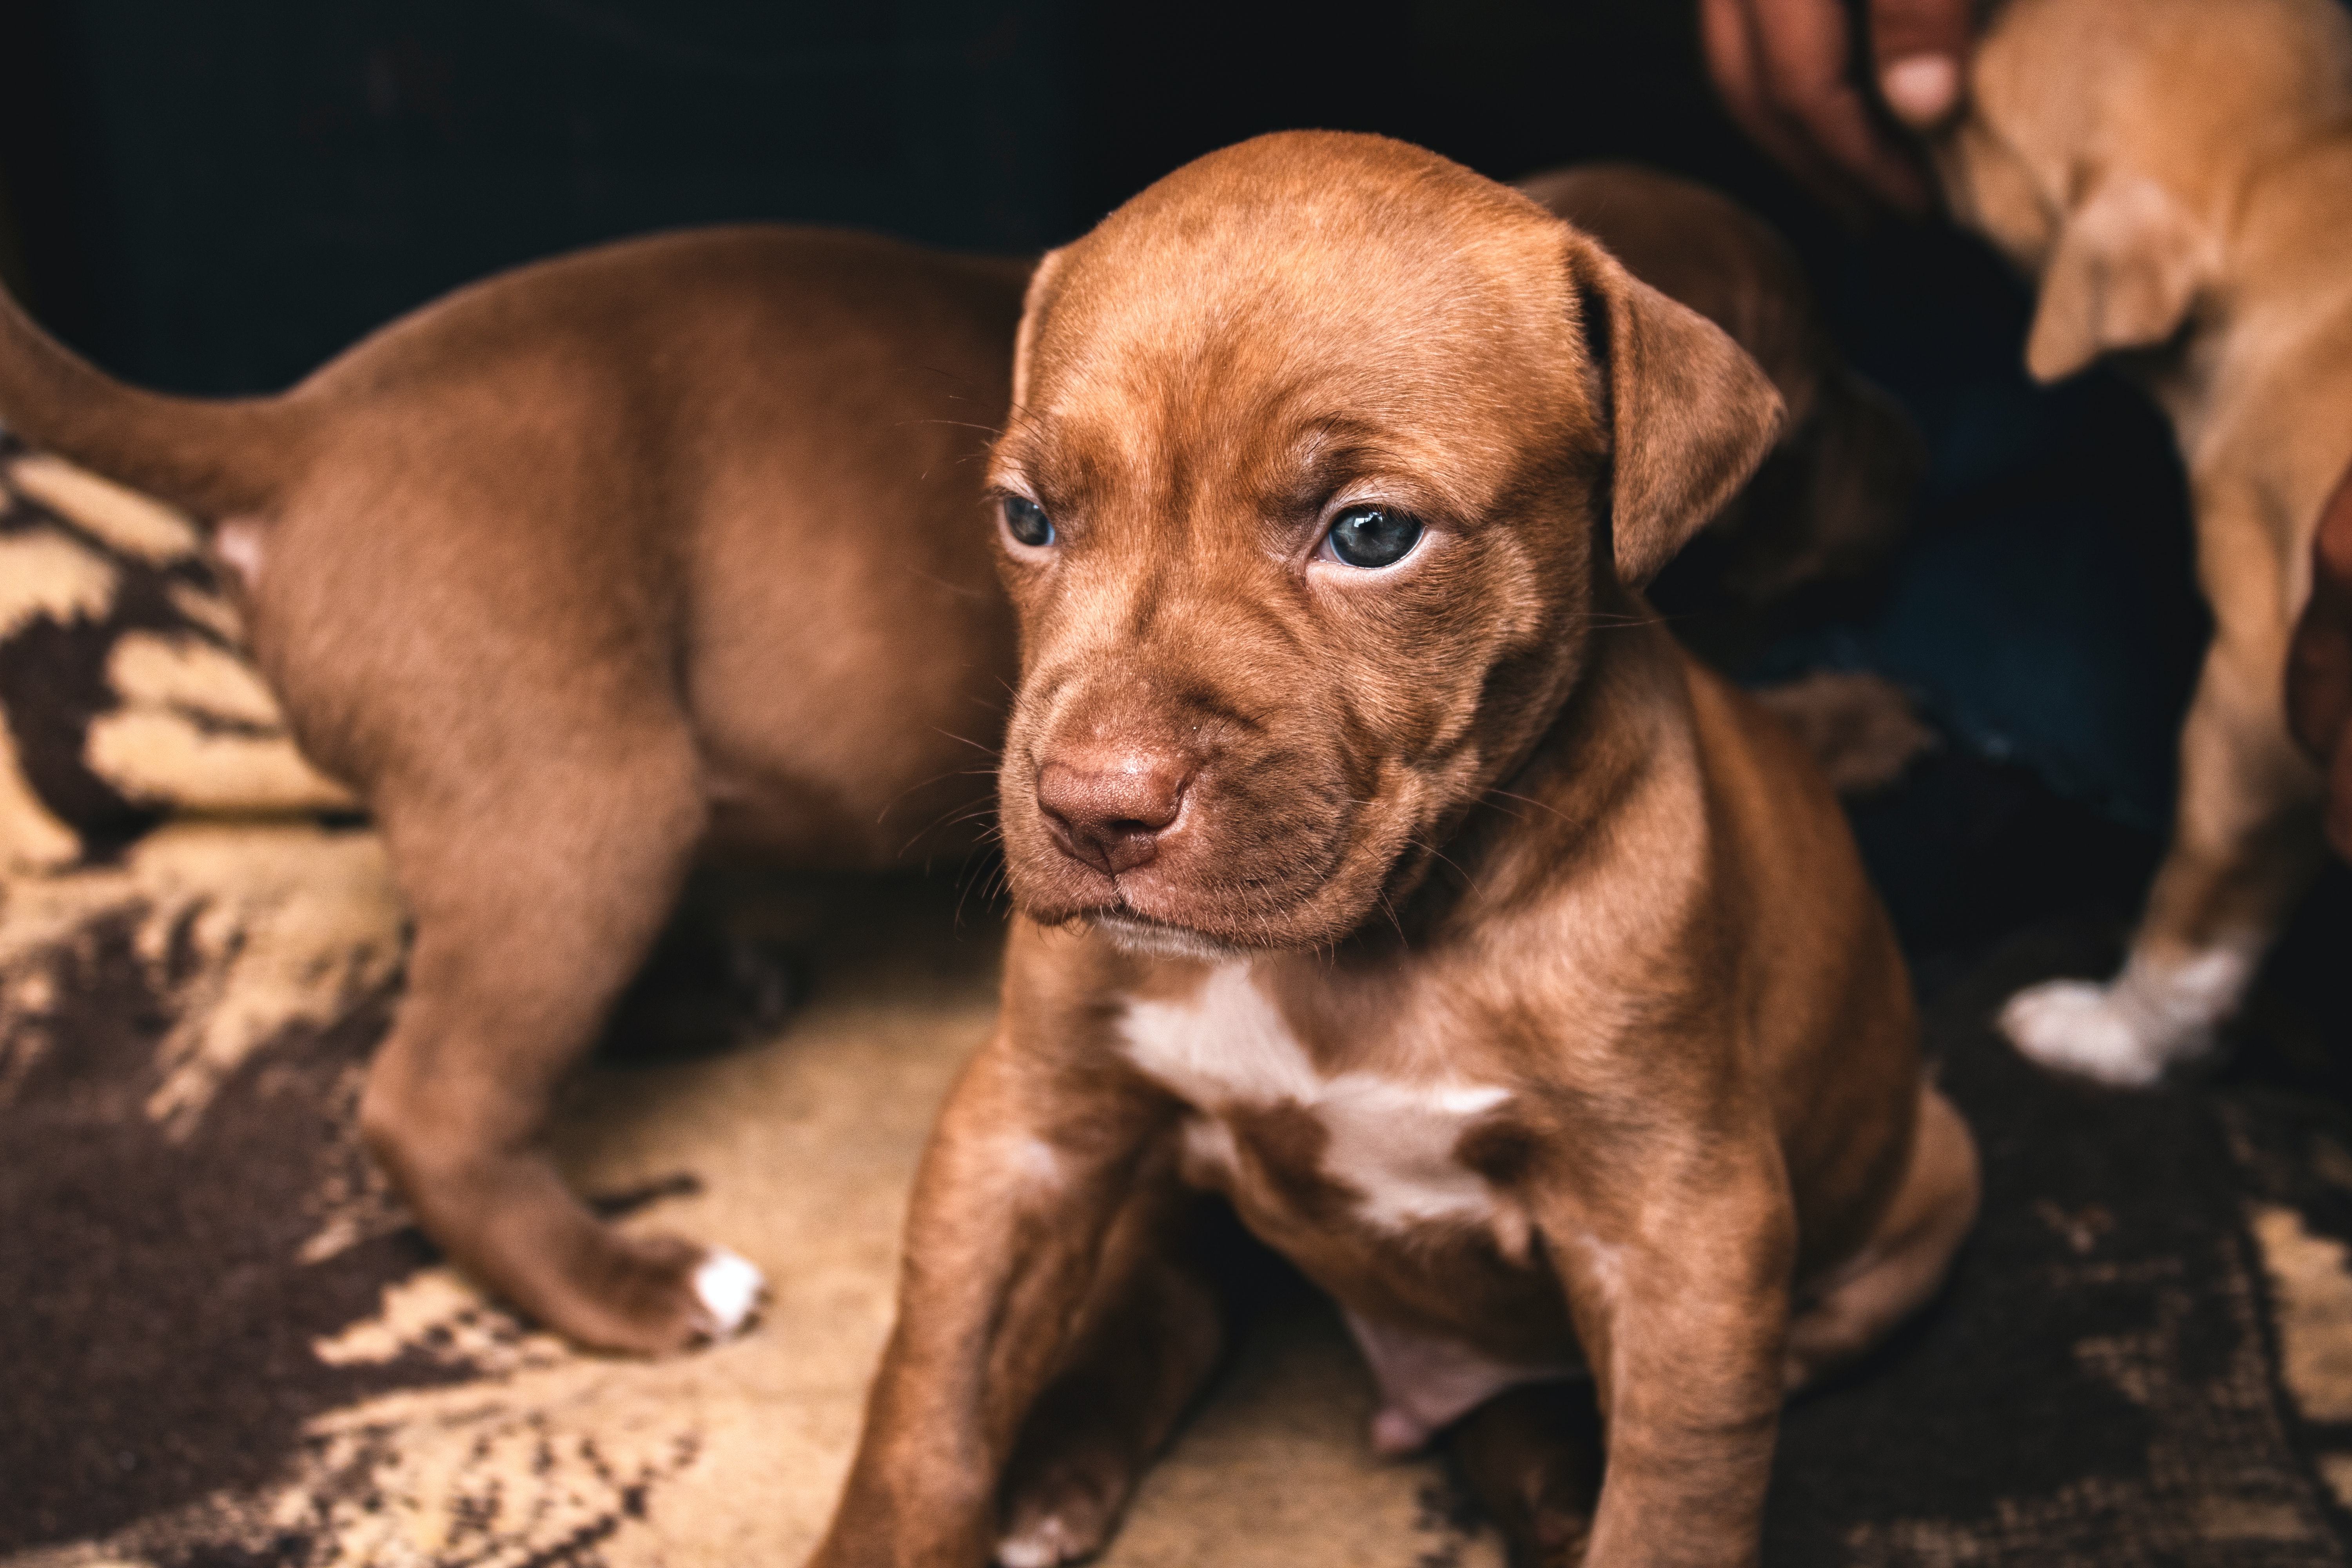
0 229 1027 1352
813 133 1977 1568
1934 0 2352 1083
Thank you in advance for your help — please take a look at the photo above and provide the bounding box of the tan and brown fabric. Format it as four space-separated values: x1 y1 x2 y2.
6 446 2352 1565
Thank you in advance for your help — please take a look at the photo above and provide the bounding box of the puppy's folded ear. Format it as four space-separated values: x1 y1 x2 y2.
2024 172 2205 383
1568 235 1785 589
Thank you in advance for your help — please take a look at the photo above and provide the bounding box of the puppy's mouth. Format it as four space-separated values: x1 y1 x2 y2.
1003 768 1430 953
1083 909 1256 963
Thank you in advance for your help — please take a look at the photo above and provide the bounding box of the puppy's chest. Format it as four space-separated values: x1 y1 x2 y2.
1118 965 1531 1249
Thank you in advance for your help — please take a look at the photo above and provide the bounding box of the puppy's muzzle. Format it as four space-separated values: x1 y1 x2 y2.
1035 742 1191 876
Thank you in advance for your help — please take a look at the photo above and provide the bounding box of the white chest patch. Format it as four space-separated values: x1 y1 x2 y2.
1120 964 1513 1233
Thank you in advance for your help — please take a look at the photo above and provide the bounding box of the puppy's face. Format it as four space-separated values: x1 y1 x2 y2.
987 133 1778 955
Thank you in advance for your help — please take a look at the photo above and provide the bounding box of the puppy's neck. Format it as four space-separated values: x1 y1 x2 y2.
1373 610 1697 947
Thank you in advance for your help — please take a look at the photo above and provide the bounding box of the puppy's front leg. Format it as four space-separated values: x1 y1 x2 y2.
2002 552 2325 1084
811 1028 1167 1568
1553 1160 1794 1568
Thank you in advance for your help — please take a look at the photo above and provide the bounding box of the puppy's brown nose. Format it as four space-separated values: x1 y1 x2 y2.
1035 746 1189 876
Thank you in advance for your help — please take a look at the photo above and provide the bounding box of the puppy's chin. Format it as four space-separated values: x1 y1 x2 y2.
1011 840 1409 956
1083 911 1257 963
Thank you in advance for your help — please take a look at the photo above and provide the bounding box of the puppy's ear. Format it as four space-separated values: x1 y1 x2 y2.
1568 234 1786 588
2024 173 2205 383
1010 245 1069 411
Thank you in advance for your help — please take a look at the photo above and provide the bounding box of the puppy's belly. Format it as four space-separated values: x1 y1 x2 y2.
1343 1310 1584 1455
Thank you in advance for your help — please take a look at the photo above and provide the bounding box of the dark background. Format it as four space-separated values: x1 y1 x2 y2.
1 0 2334 1054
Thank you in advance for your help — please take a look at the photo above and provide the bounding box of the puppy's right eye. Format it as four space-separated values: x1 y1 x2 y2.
1324 504 1423 568
1002 496 1055 548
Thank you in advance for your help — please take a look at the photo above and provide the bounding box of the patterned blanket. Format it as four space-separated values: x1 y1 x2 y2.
7 445 2352 1566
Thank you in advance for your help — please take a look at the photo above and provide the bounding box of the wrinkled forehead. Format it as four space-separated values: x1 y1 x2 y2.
1001 174 1587 489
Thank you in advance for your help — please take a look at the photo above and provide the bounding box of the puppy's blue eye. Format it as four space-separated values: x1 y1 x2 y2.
1003 496 1055 548
1326 505 1422 568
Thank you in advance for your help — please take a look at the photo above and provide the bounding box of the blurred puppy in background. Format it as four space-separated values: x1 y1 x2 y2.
0 230 1027 1352
1933 0 2352 1083
1520 163 1921 632
1523 163 1933 797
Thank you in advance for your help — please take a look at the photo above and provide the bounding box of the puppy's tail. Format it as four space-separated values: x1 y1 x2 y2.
0 281 303 519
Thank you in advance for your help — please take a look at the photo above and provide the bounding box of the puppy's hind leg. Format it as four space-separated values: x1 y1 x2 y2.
358 727 755 1355
1783 1084 1978 1391
995 1186 1238 1568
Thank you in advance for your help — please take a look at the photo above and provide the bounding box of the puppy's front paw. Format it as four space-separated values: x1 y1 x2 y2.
996 1500 1112 1568
1998 944 2257 1087
690 1247 768 1340
1998 979 2181 1087
996 1455 1125 1568
996 1513 1102 1568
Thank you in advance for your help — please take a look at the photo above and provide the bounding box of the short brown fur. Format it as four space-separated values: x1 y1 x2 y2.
0 227 1027 1351
812 134 1977 1568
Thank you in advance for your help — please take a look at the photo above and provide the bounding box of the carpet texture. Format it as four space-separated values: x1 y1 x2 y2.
9 448 2352 1564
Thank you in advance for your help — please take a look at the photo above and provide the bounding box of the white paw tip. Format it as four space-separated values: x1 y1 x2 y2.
692 1248 766 1337
996 1518 1074 1568
1998 980 2169 1087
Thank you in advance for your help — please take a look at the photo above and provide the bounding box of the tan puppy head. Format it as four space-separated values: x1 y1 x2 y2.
1938 0 2352 382
985 131 1781 955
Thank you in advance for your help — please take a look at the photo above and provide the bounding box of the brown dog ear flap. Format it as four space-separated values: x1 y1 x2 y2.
1569 235 1785 588
2024 173 2205 383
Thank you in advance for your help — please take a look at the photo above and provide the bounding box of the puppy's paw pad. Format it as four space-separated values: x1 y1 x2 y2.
1998 980 2171 1087
690 1248 766 1339
995 1514 1091 1568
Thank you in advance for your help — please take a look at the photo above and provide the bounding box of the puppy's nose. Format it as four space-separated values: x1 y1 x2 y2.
1035 746 1189 876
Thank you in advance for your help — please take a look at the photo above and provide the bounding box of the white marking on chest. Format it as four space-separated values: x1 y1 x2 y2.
1121 964 1512 1232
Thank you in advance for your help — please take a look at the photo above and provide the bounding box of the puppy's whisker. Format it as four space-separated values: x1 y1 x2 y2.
1486 788 1576 828
897 800 993 858
877 764 993 822
900 416 1010 438
902 565 995 601
929 726 1005 759
951 845 1011 927
1409 835 1486 899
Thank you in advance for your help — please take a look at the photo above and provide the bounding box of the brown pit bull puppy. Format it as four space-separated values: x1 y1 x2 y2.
0 228 1027 1352
1933 0 2352 1084
812 132 1979 1568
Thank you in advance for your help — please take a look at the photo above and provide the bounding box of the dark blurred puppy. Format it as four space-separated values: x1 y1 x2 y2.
1521 164 1929 791
1519 164 1921 641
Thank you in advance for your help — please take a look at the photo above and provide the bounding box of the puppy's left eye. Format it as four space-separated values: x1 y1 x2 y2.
1323 505 1423 569
1002 495 1055 548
